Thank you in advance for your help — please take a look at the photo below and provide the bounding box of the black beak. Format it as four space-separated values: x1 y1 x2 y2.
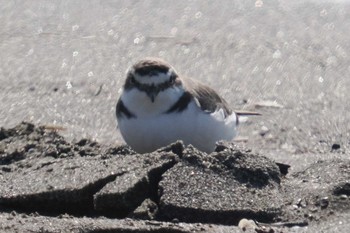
147 90 158 102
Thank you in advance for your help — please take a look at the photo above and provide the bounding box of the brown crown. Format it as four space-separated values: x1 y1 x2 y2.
132 57 173 76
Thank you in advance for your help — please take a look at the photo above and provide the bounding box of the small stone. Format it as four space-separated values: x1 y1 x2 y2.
259 126 270 137
76 138 89 146
238 218 257 231
309 207 318 213
333 182 350 195
275 162 290 176
214 141 232 152
331 143 340 151
58 144 71 154
296 198 307 208
305 213 314 220
1 166 12 172
319 197 329 209
128 199 158 220
156 140 185 157
45 147 58 157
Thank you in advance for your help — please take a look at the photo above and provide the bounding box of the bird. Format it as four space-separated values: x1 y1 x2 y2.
116 57 260 154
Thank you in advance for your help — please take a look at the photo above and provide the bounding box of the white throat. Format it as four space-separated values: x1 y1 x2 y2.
121 86 184 117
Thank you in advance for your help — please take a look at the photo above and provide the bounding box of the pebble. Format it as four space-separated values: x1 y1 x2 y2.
319 197 329 209
259 126 270 137
238 218 257 231
331 143 341 151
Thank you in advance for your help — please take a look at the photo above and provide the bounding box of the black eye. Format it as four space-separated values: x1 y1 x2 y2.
129 76 136 84
169 75 176 84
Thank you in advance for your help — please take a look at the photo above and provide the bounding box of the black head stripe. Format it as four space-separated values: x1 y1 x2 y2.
127 71 178 94
165 92 192 113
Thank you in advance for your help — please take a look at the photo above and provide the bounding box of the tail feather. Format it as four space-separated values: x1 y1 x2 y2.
234 110 261 126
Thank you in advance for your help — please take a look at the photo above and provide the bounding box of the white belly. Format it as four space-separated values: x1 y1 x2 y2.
118 102 237 154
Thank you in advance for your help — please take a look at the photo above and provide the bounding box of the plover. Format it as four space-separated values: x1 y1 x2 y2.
116 57 259 153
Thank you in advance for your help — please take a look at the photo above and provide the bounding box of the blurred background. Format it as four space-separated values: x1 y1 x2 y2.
1 0 349 165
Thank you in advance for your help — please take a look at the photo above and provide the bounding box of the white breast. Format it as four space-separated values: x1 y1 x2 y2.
118 89 237 153
121 87 183 117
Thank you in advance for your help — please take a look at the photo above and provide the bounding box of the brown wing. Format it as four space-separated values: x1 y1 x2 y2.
184 78 232 117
